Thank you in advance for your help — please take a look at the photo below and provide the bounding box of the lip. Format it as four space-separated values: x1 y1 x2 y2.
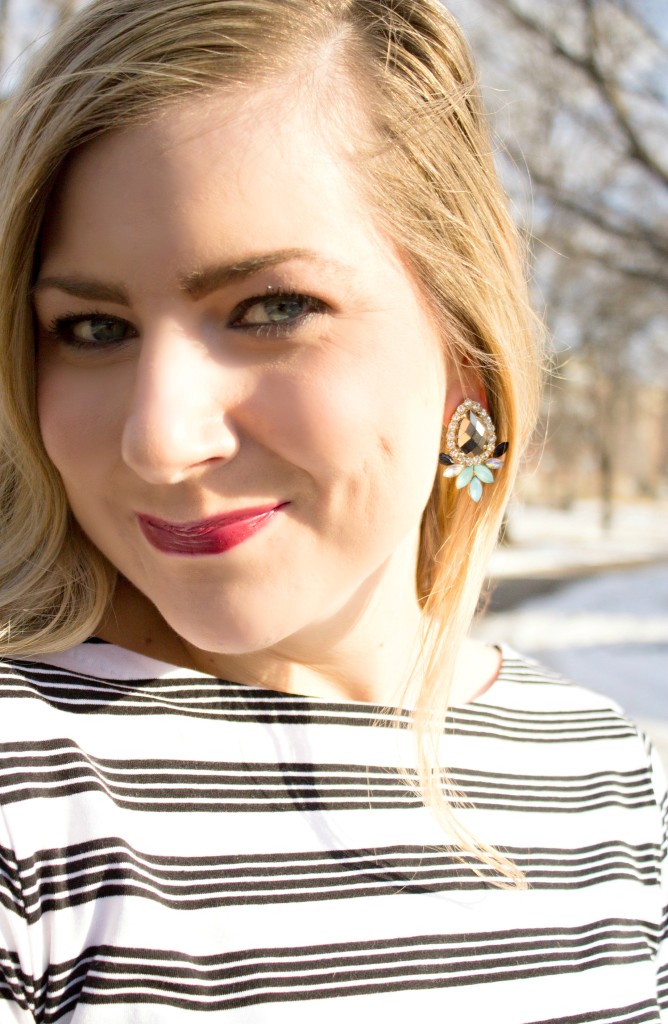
137 503 287 556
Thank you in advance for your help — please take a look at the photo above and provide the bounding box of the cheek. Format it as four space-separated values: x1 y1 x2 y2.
251 338 443 496
251 360 389 472
36 362 117 481
378 436 394 458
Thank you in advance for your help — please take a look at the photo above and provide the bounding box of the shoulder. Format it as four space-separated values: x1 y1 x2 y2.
0 638 200 687
0 641 178 740
464 645 656 764
0 640 133 705
494 644 634 713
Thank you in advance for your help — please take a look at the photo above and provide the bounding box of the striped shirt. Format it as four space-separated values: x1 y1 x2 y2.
0 641 666 1023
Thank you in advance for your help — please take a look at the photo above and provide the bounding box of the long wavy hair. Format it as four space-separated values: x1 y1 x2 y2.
0 0 542 883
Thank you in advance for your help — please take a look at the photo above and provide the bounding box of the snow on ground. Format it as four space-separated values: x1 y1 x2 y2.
476 562 668 709
489 499 668 578
473 500 668 764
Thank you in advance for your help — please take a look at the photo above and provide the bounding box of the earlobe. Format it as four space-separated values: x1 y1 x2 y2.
441 353 487 429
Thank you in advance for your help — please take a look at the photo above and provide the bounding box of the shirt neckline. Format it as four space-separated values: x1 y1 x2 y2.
22 636 516 710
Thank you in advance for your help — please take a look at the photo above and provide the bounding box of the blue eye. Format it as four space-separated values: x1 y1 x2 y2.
47 313 137 349
232 292 325 332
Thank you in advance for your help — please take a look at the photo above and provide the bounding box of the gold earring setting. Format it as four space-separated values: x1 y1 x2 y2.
439 399 508 503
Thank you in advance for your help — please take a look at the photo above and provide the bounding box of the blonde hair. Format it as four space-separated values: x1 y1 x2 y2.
0 0 541 882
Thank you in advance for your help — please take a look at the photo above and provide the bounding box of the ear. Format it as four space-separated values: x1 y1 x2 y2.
442 356 487 428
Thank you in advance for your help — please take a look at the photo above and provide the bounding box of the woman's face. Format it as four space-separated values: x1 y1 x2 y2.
34 84 460 656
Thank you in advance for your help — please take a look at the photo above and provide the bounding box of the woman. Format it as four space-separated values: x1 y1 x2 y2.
0 1 665 1021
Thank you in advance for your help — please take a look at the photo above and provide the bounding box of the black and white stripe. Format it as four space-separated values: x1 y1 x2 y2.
11 921 661 1021
0 643 666 1022
534 1001 661 1023
0 658 639 742
0 740 655 813
0 838 661 926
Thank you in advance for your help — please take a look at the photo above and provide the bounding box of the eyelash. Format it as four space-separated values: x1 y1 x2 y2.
44 291 327 350
230 291 327 336
44 310 137 350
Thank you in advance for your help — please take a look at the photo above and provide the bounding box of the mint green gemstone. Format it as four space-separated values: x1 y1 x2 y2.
473 465 494 483
456 466 474 488
469 477 483 502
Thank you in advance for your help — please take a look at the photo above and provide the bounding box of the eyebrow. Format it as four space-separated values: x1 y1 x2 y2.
32 276 129 304
32 248 352 303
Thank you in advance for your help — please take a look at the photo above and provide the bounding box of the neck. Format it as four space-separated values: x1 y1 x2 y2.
96 549 500 706
184 569 427 705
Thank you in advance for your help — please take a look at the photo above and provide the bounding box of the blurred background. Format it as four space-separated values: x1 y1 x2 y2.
1 0 666 753
446 0 668 760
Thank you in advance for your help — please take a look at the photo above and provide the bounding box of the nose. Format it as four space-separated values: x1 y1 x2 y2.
121 325 240 484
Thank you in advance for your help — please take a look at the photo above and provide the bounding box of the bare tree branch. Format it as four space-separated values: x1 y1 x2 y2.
487 0 668 187
584 0 668 186
523 165 668 261
0 0 9 57
610 0 668 55
52 0 76 23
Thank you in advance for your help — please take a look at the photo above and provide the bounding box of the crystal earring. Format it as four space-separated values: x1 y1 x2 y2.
439 399 508 503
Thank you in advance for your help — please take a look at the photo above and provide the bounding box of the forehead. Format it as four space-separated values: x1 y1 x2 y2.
40 81 386 280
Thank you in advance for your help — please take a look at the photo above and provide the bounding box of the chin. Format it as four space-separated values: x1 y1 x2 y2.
160 604 297 658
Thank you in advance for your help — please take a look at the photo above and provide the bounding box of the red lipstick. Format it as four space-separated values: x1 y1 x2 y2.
137 504 286 555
